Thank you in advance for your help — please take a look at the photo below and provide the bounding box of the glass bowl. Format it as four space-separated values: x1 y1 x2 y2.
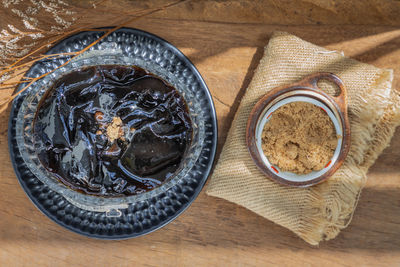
9 28 217 238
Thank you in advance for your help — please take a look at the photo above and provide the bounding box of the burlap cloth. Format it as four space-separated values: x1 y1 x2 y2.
206 31 400 245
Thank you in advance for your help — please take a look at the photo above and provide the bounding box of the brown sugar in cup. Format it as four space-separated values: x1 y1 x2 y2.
261 101 338 175
246 73 351 187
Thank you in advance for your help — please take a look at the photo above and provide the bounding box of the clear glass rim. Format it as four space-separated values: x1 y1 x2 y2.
15 46 206 212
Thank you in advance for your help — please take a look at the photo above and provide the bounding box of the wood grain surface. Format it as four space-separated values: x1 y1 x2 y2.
2 2 400 266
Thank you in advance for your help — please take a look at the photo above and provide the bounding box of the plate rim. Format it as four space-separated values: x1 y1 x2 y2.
8 27 218 239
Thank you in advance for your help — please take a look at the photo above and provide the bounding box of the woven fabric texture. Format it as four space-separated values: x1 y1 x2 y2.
206 31 400 245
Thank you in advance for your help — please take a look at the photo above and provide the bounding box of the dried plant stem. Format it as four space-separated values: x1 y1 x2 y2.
0 52 79 78
0 86 17 91
1 80 31 87
0 29 84 78
0 22 103 76
0 0 189 113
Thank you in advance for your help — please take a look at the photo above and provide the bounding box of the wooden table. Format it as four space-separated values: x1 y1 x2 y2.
1 2 400 266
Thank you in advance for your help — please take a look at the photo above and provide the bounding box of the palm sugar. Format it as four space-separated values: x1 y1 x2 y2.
261 102 338 174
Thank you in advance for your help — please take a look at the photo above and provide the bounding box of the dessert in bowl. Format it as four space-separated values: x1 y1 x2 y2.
9 28 217 238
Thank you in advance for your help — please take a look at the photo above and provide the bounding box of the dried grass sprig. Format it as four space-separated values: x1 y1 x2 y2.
0 0 189 113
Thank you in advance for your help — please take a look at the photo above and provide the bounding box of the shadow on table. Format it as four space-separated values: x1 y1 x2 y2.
165 22 400 161
201 129 400 251
1 185 399 252
1 20 400 253
199 125 400 251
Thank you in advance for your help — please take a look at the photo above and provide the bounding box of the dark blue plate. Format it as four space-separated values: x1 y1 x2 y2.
8 28 217 239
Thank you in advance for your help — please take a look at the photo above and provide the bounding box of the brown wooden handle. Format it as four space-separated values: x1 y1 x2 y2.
297 72 348 113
